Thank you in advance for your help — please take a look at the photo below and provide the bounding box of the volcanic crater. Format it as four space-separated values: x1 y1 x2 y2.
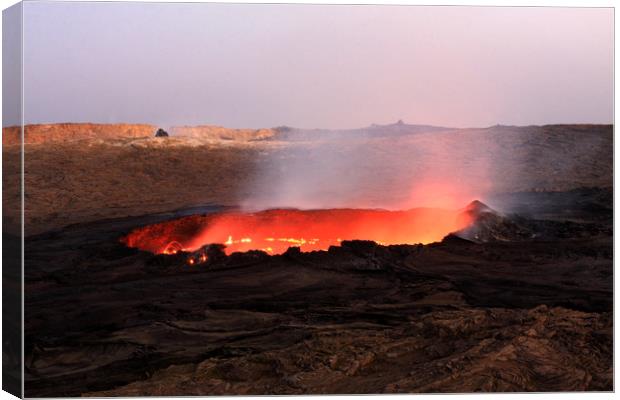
121 205 475 258
6 123 612 396
20 190 613 396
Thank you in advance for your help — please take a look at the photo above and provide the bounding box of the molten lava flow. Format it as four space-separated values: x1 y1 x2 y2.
122 206 474 256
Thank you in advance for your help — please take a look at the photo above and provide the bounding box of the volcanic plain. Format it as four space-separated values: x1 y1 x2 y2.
2 122 613 395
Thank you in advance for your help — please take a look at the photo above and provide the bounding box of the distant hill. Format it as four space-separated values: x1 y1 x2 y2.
170 125 276 141
2 121 448 145
2 123 156 145
4 122 611 146
271 121 450 141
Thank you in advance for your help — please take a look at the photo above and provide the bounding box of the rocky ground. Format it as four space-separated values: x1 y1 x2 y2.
2 123 612 235
21 189 613 396
4 123 612 395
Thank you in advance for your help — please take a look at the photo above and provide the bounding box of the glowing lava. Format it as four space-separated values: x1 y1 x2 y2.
122 207 473 256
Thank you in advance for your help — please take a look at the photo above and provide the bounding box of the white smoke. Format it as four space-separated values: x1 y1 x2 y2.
239 124 612 213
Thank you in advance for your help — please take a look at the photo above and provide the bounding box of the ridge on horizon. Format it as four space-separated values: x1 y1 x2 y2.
3 120 613 131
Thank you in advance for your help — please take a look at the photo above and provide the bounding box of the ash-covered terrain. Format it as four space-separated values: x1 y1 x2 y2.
2 122 612 395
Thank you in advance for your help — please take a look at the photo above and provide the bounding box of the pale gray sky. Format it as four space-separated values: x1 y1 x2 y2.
11 2 615 128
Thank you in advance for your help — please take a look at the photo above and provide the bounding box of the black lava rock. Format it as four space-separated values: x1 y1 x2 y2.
155 128 169 137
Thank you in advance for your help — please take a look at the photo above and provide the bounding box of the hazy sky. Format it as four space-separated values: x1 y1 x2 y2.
13 2 614 128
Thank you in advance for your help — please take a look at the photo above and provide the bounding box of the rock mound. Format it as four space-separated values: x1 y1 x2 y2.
155 128 169 137
455 200 534 242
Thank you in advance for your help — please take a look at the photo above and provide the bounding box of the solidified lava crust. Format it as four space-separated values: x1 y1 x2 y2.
23 191 613 396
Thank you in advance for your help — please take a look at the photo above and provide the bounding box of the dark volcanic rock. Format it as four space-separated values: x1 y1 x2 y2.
454 200 610 244
455 200 535 242
155 128 169 137
23 195 612 396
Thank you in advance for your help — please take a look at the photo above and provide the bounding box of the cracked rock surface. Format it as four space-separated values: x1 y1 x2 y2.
23 190 612 396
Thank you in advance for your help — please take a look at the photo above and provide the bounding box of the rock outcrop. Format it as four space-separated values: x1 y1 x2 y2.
2 123 156 145
155 128 169 137
170 125 275 141
455 200 534 242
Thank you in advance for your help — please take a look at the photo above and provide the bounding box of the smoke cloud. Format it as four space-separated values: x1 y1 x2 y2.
239 124 612 213
240 126 493 212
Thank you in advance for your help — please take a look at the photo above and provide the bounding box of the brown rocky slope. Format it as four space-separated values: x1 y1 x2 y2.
2 123 156 146
2 123 612 235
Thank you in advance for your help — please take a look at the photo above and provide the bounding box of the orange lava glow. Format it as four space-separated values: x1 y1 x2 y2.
122 207 473 256
407 180 482 210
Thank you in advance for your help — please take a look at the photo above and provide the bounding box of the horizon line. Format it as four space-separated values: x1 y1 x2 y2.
2 120 614 131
